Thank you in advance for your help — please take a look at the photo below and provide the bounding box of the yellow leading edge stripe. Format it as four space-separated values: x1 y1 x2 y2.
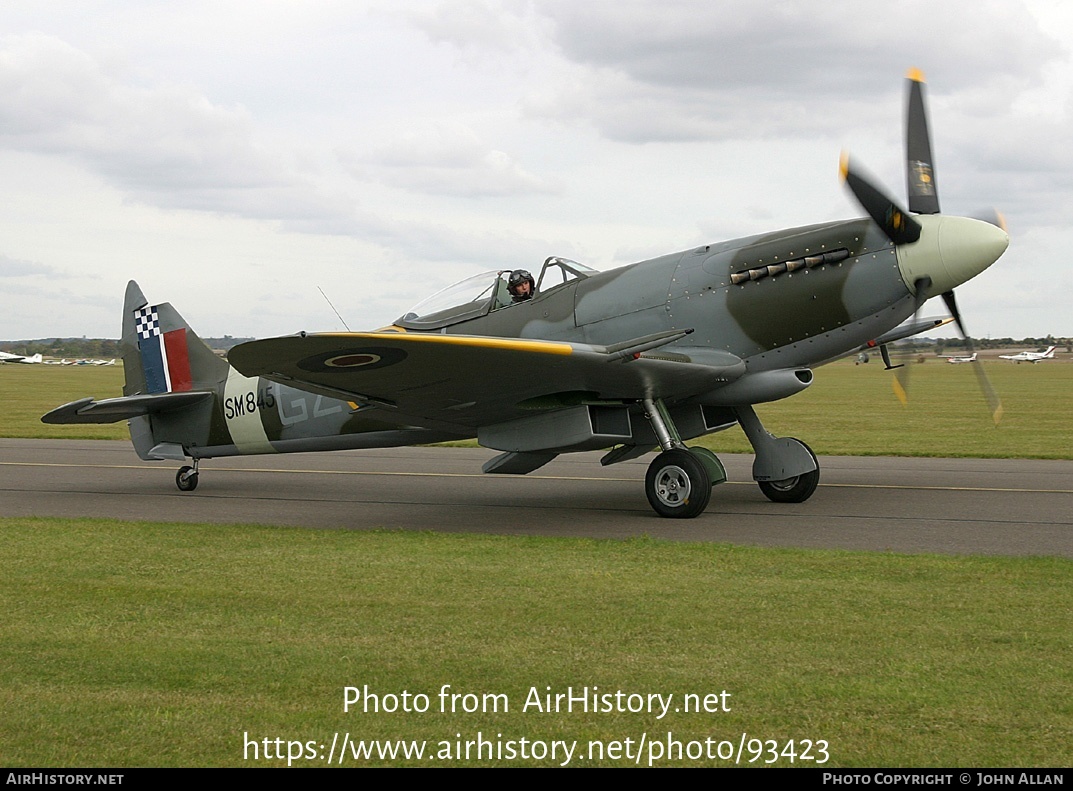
319 331 575 356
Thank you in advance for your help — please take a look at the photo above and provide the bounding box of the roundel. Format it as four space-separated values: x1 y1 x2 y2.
327 352 380 368
297 346 407 373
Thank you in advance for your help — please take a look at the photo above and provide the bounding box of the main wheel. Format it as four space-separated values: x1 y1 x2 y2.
645 449 712 518
757 440 818 503
176 466 199 492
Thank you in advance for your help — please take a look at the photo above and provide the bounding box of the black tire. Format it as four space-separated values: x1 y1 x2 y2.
645 449 712 518
176 466 199 492
757 440 818 503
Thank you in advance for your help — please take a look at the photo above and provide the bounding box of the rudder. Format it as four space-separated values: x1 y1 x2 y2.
121 280 229 397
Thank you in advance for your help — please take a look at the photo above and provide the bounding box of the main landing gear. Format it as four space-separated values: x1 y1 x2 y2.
176 459 199 492
642 398 727 518
756 443 819 503
733 405 819 504
640 400 820 518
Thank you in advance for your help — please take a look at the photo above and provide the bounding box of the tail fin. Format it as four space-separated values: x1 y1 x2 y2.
42 282 225 461
121 280 229 396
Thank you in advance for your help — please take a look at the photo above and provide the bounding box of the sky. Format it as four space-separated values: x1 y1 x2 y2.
1 0 1071 341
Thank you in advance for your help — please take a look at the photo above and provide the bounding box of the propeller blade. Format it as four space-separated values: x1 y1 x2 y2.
971 208 1008 232
906 67 941 215
881 342 911 406
972 359 1004 426
888 278 934 406
941 290 966 336
840 152 922 245
892 362 910 406
941 290 1003 425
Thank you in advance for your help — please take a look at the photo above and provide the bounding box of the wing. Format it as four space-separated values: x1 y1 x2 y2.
820 316 953 367
228 331 744 431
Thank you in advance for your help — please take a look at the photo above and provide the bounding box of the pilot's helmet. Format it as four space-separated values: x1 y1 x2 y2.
507 269 535 297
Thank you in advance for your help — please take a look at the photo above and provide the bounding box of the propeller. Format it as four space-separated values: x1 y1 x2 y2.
905 67 940 216
888 276 933 407
971 207 1007 232
839 153 921 245
841 68 1004 425
941 290 1003 423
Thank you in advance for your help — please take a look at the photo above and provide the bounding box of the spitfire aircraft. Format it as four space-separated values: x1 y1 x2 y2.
43 70 1009 519
999 345 1056 363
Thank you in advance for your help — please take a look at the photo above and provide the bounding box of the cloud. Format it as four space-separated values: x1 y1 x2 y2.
343 122 559 198
404 0 545 54
0 254 59 277
541 1 1054 92
400 0 1073 241
0 35 278 184
0 33 362 232
411 0 1065 144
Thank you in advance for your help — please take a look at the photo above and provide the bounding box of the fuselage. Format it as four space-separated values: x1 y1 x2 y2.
441 218 958 373
442 213 1006 374
132 213 1008 461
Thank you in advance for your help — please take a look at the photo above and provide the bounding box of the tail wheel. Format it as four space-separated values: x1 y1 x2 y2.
176 466 199 492
758 440 818 503
645 448 711 519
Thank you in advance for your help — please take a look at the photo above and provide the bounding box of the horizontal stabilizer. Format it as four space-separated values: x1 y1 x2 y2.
41 391 213 424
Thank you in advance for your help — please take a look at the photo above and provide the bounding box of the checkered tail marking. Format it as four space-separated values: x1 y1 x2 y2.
135 304 192 393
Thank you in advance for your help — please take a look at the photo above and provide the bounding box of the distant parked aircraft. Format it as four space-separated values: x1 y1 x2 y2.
946 352 977 364
0 351 43 364
999 346 1057 363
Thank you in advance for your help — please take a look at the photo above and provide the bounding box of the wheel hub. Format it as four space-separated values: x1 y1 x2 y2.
654 465 692 506
767 475 800 492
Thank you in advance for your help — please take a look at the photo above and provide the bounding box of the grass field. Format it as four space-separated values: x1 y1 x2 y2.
1 519 1070 767
4 358 1071 457
3 360 1071 768
3 364 128 440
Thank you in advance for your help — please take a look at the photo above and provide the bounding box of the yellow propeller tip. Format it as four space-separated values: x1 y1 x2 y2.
839 151 850 181
907 67 926 83
892 376 909 407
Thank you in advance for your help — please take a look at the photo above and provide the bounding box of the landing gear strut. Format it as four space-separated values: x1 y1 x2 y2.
176 459 199 492
642 398 726 519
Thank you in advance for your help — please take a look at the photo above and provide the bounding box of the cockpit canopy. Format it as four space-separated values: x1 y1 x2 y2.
395 256 596 330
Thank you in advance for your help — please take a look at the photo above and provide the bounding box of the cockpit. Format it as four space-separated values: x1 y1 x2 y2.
395 256 597 330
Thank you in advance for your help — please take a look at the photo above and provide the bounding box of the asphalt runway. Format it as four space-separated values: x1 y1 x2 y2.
2 438 1072 557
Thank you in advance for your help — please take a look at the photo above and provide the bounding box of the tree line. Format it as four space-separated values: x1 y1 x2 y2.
0 336 253 357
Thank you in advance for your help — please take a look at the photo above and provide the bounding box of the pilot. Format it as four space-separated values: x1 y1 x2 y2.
507 269 535 302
